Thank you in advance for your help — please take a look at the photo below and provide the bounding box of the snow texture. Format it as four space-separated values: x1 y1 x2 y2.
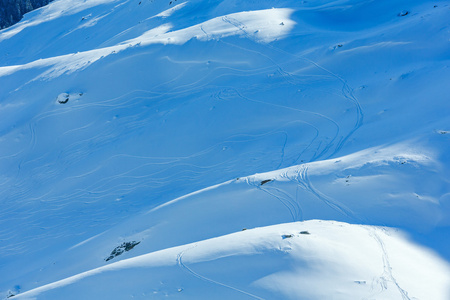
0 0 449 299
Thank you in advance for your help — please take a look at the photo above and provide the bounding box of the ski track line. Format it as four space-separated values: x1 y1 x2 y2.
275 131 288 169
281 54 364 160
219 40 343 162
258 185 297 222
177 246 265 300
245 176 302 222
291 127 320 165
367 228 412 300
224 22 365 161
266 185 303 221
69 150 235 193
214 86 324 165
309 135 337 162
291 165 361 222
294 185 305 221
232 88 341 149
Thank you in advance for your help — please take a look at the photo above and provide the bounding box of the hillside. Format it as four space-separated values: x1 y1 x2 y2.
0 0 449 299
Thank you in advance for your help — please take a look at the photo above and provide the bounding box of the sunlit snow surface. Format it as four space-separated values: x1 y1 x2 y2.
13 221 450 300
0 8 295 80
0 0 449 299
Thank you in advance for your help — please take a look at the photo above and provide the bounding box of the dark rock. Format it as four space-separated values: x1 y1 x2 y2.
300 231 310 235
105 241 140 262
282 234 293 239
0 0 54 29
58 95 69 104
260 179 272 185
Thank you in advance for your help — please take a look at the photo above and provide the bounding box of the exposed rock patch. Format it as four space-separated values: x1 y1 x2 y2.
0 0 53 29
105 241 141 262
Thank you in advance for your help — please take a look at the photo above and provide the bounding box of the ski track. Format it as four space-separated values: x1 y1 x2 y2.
230 87 341 162
219 17 354 161
245 175 303 222
275 131 288 169
290 165 361 222
367 228 412 300
232 27 365 160
265 186 303 221
258 185 297 222
220 39 347 162
302 57 364 158
177 246 265 300
291 127 320 165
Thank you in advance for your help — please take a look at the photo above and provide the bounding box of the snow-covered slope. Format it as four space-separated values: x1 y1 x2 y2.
12 221 450 300
0 0 449 298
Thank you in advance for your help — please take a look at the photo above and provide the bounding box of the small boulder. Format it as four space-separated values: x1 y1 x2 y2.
56 92 83 104
56 93 69 104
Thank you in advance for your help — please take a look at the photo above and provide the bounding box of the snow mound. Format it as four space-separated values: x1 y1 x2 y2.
13 221 450 300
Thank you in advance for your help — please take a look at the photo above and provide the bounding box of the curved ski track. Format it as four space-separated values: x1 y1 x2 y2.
177 246 265 300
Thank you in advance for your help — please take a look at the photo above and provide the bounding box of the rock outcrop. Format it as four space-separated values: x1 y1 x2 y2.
0 0 53 29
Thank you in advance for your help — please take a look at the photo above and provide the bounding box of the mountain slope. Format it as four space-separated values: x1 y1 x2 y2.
0 0 449 298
